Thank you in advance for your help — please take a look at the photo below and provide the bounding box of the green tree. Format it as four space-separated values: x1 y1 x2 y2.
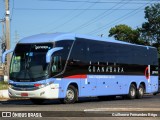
138 3 160 58
108 3 160 58
108 24 145 45
138 3 160 44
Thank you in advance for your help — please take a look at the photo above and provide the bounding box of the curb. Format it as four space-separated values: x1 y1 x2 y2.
0 89 10 99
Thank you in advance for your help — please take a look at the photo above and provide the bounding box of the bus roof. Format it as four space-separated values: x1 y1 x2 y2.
18 32 155 49
18 33 75 43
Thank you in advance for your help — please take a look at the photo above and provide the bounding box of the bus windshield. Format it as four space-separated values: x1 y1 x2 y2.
9 43 53 82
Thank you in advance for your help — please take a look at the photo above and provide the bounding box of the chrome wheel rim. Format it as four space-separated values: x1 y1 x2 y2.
131 87 136 97
66 89 74 100
139 87 144 95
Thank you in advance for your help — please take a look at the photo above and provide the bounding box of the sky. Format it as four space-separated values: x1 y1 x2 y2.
0 0 160 48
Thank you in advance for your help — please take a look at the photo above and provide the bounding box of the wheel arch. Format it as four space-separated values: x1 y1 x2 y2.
64 82 79 97
130 82 137 90
69 82 79 91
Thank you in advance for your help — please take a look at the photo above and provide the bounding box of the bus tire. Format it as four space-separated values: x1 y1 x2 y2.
30 99 45 105
128 84 136 99
63 85 78 104
136 84 145 99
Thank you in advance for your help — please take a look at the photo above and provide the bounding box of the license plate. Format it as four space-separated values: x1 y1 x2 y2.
21 93 28 97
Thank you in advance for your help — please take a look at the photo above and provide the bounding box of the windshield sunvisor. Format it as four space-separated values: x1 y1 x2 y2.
46 47 63 63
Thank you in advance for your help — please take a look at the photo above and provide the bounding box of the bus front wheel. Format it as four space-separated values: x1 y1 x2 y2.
61 85 78 104
128 84 136 99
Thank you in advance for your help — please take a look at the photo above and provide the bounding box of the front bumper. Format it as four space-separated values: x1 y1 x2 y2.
8 84 60 99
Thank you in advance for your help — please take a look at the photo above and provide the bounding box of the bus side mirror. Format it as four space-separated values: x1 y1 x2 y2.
46 47 63 63
2 49 14 63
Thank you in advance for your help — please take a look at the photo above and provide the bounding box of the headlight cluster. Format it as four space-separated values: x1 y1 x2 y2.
34 82 53 89
9 84 14 89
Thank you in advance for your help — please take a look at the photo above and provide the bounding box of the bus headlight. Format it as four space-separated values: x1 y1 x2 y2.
34 82 53 89
34 84 45 88
9 84 13 89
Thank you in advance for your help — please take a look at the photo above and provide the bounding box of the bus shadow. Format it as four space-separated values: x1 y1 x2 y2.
0 99 62 105
0 95 155 105
77 95 154 103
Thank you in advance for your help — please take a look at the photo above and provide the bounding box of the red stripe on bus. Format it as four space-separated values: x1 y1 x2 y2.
65 74 87 79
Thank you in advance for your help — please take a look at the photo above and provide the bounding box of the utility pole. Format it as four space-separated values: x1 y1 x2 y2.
5 0 10 78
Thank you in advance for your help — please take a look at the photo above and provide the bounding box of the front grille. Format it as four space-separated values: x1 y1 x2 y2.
10 84 40 91
11 86 39 91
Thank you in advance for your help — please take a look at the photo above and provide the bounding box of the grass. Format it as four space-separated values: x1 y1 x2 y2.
0 81 8 90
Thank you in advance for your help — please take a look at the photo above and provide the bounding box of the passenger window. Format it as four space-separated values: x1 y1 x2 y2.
51 56 62 73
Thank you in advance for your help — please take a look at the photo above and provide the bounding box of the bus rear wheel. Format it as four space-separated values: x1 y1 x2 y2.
61 85 78 104
136 84 145 99
128 84 136 99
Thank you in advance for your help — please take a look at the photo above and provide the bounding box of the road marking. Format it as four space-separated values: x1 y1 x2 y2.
84 108 160 112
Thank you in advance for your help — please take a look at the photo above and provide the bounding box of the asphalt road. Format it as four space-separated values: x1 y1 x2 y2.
0 94 160 119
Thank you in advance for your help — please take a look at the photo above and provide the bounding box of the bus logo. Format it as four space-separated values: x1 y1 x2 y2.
35 45 49 50
88 61 124 73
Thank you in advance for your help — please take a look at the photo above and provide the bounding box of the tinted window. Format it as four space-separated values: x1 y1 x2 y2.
70 38 158 65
